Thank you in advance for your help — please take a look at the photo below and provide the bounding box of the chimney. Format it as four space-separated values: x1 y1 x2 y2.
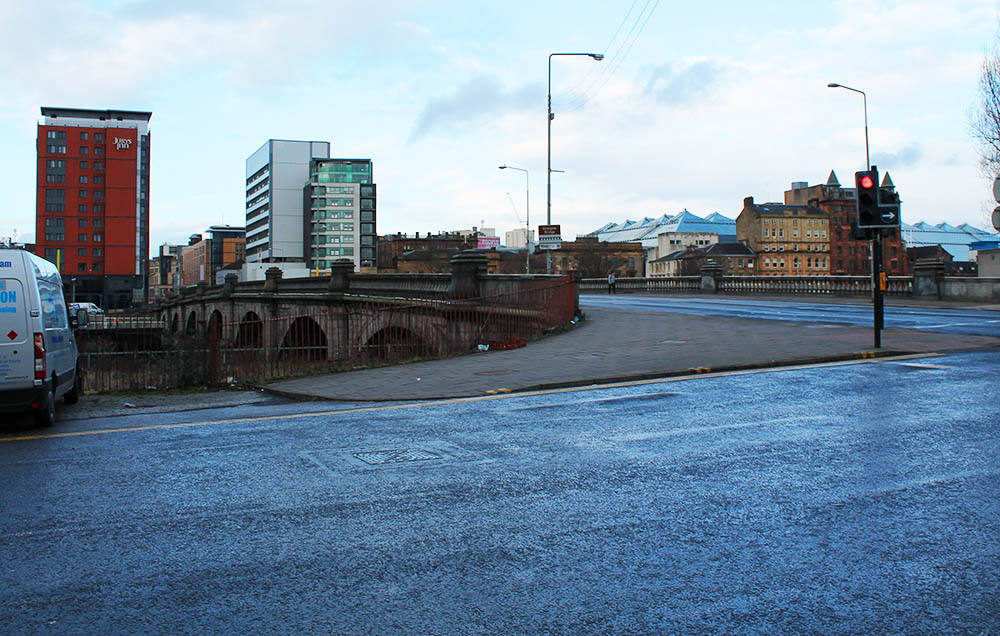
743 196 754 208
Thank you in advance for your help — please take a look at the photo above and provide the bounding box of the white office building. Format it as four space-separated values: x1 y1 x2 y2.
245 139 330 265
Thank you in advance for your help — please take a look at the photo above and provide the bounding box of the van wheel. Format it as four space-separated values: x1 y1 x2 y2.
64 366 82 405
35 386 55 428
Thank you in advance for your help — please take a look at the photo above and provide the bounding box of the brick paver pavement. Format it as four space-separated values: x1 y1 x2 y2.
265 298 999 401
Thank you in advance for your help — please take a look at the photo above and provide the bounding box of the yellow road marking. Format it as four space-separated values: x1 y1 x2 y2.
0 353 944 444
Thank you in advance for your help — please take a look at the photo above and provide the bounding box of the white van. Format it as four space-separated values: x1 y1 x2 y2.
0 249 82 426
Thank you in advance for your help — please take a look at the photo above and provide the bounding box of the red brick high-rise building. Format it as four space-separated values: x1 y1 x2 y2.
35 107 151 308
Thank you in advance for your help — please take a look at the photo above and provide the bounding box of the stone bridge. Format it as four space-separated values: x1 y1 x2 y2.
153 254 579 369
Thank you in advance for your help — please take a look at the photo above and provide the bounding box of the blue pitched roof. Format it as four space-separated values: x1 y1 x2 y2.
590 210 737 246
901 222 1000 261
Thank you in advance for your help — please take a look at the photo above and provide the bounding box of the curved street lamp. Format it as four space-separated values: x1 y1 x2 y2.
499 164 530 273
547 52 604 273
828 82 869 169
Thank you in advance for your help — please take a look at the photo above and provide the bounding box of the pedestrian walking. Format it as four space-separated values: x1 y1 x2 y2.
607 271 616 294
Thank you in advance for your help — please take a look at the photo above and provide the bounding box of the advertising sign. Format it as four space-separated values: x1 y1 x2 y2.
538 224 562 250
477 236 501 249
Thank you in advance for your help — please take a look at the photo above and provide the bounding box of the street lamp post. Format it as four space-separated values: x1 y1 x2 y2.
827 83 869 171
828 81 882 347
547 52 603 273
499 164 530 274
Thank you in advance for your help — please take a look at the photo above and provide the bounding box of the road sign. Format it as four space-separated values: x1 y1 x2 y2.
538 224 562 250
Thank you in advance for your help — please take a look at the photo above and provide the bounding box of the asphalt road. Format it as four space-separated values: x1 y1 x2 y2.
581 294 1000 337
1 352 998 635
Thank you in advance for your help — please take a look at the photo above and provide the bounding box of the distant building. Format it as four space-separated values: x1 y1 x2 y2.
35 106 152 308
589 210 737 277
652 242 755 277
245 139 330 266
377 232 476 271
900 221 998 262
180 226 245 285
646 231 718 276
505 227 535 249
149 243 183 299
977 246 1000 277
736 197 830 276
543 236 643 278
784 171 906 276
303 158 376 271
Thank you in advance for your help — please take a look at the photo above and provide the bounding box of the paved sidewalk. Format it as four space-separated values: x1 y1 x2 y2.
264 304 1000 402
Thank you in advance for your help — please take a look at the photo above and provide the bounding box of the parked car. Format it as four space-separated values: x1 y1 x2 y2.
0 249 82 426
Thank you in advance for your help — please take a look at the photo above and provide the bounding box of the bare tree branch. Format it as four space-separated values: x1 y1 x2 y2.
971 37 1000 176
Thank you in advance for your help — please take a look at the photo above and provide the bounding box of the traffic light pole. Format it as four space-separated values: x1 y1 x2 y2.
871 231 883 348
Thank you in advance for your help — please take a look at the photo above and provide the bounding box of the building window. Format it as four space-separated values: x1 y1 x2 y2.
45 174 65 183
93 219 102 227
78 248 87 256
78 190 88 198
79 146 89 155
92 263 102 272
46 145 67 154
77 263 87 272
78 233 88 242
78 204 88 213
94 147 103 155
79 160 88 169
93 175 102 184
95 133 104 142
79 175 88 184
78 219 88 227
94 161 103 170
92 233 102 242
93 204 102 213
92 248 102 256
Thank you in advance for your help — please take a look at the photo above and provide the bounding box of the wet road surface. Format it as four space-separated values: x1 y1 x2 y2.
1 352 998 634
581 294 1000 337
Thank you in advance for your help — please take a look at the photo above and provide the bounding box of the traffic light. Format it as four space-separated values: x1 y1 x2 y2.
877 186 901 227
855 168 880 228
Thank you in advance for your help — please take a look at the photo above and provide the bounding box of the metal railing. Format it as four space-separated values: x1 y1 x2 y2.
580 275 914 297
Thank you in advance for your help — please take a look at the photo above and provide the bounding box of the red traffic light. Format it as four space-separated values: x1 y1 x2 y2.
859 175 874 189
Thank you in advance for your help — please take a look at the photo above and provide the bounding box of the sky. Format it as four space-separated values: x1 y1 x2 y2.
1 0 998 254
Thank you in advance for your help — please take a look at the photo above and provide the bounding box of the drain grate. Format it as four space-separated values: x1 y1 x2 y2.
352 448 441 465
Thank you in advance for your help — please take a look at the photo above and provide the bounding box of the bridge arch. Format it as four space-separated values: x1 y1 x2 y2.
208 310 224 341
280 316 327 361
363 325 430 362
235 311 263 349
185 311 198 335
170 313 179 334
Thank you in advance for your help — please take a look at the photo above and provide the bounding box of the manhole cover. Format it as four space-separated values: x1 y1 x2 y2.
352 448 441 465
475 369 516 376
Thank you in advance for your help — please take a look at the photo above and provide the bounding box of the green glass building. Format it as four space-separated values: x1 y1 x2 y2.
303 159 376 271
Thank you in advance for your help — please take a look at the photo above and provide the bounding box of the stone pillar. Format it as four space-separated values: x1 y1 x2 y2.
264 267 283 293
328 259 354 293
222 273 238 298
449 250 488 298
700 262 723 293
912 259 944 299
